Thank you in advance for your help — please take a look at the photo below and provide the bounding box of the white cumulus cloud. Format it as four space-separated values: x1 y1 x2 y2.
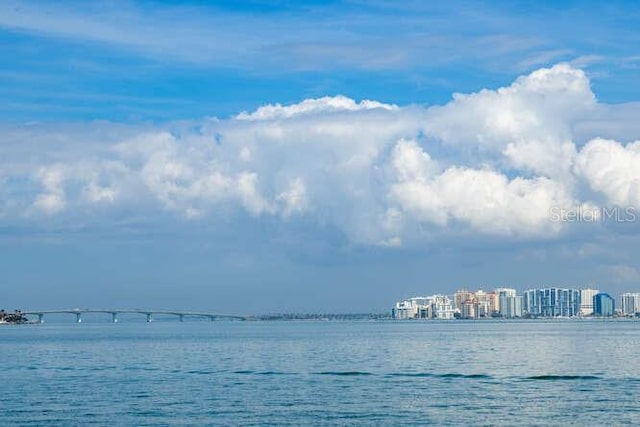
388 142 575 237
423 64 594 179
236 95 398 120
3 64 640 247
574 138 640 208
33 165 66 215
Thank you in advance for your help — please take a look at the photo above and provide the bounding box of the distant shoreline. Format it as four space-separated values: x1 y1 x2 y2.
3 312 640 325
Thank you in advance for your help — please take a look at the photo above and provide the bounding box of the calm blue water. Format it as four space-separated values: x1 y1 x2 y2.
2 320 640 425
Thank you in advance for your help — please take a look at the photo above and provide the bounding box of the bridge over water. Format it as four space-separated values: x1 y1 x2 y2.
21 309 248 324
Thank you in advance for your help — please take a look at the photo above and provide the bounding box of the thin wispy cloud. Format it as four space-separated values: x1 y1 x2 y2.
0 1 624 72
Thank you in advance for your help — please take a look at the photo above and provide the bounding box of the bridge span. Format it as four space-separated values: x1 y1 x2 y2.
21 309 248 324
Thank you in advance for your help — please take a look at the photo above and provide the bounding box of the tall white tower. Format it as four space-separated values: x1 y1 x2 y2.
580 288 599 316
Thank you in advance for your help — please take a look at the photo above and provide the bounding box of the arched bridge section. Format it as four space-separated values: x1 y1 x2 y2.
21 309 248 324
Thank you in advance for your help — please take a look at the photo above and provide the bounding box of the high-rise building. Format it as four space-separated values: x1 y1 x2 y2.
431 295 456 320
454 289 499 318
593 293 615 317
454 290 474 312
496 288 518 317
475 290 496 315
392 299 419 319
392 295 455 320
460 300 479 319
579 288 599 316
620 293 640 316
503 295 523 318
523 288 580 317
453 289 502 318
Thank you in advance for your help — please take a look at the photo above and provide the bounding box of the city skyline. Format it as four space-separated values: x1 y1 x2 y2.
2 1 640 313
394 286 639 319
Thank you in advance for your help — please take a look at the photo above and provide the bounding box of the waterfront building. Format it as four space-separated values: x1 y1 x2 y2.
453 290 474 312
475 290 496 315
523 289 537 315
392 295 454 320
496 288 520 317
502 295 523 318
619 292 640 316
460 300 478 319
431 295 455 320
523 288 581 317
593 293 615 317
453 289 498 318
491 292 500 314
496 288 516 306
579 288 599 316
392 298 421 319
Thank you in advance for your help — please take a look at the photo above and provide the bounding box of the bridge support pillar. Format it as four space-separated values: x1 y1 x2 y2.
111 312 118 323
76 313 82 323
146 313 153 323
37 313 44 324
209 316 215 321
179 314 184 322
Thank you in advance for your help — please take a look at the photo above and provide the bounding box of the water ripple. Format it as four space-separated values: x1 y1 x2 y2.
316 371 373 376
387 372 493 379
231 370 292 376
523 375 601 381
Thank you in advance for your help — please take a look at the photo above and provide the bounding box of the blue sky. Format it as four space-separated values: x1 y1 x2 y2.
2 1 640 313
3 0 640 121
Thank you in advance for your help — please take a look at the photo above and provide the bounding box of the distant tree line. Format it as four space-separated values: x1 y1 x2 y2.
251 313 393 321
0 310 29 324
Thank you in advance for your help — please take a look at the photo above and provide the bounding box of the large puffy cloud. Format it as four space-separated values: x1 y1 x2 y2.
423 64 594 179
2 64 640 245
388 140 574 237
574 138 640 208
